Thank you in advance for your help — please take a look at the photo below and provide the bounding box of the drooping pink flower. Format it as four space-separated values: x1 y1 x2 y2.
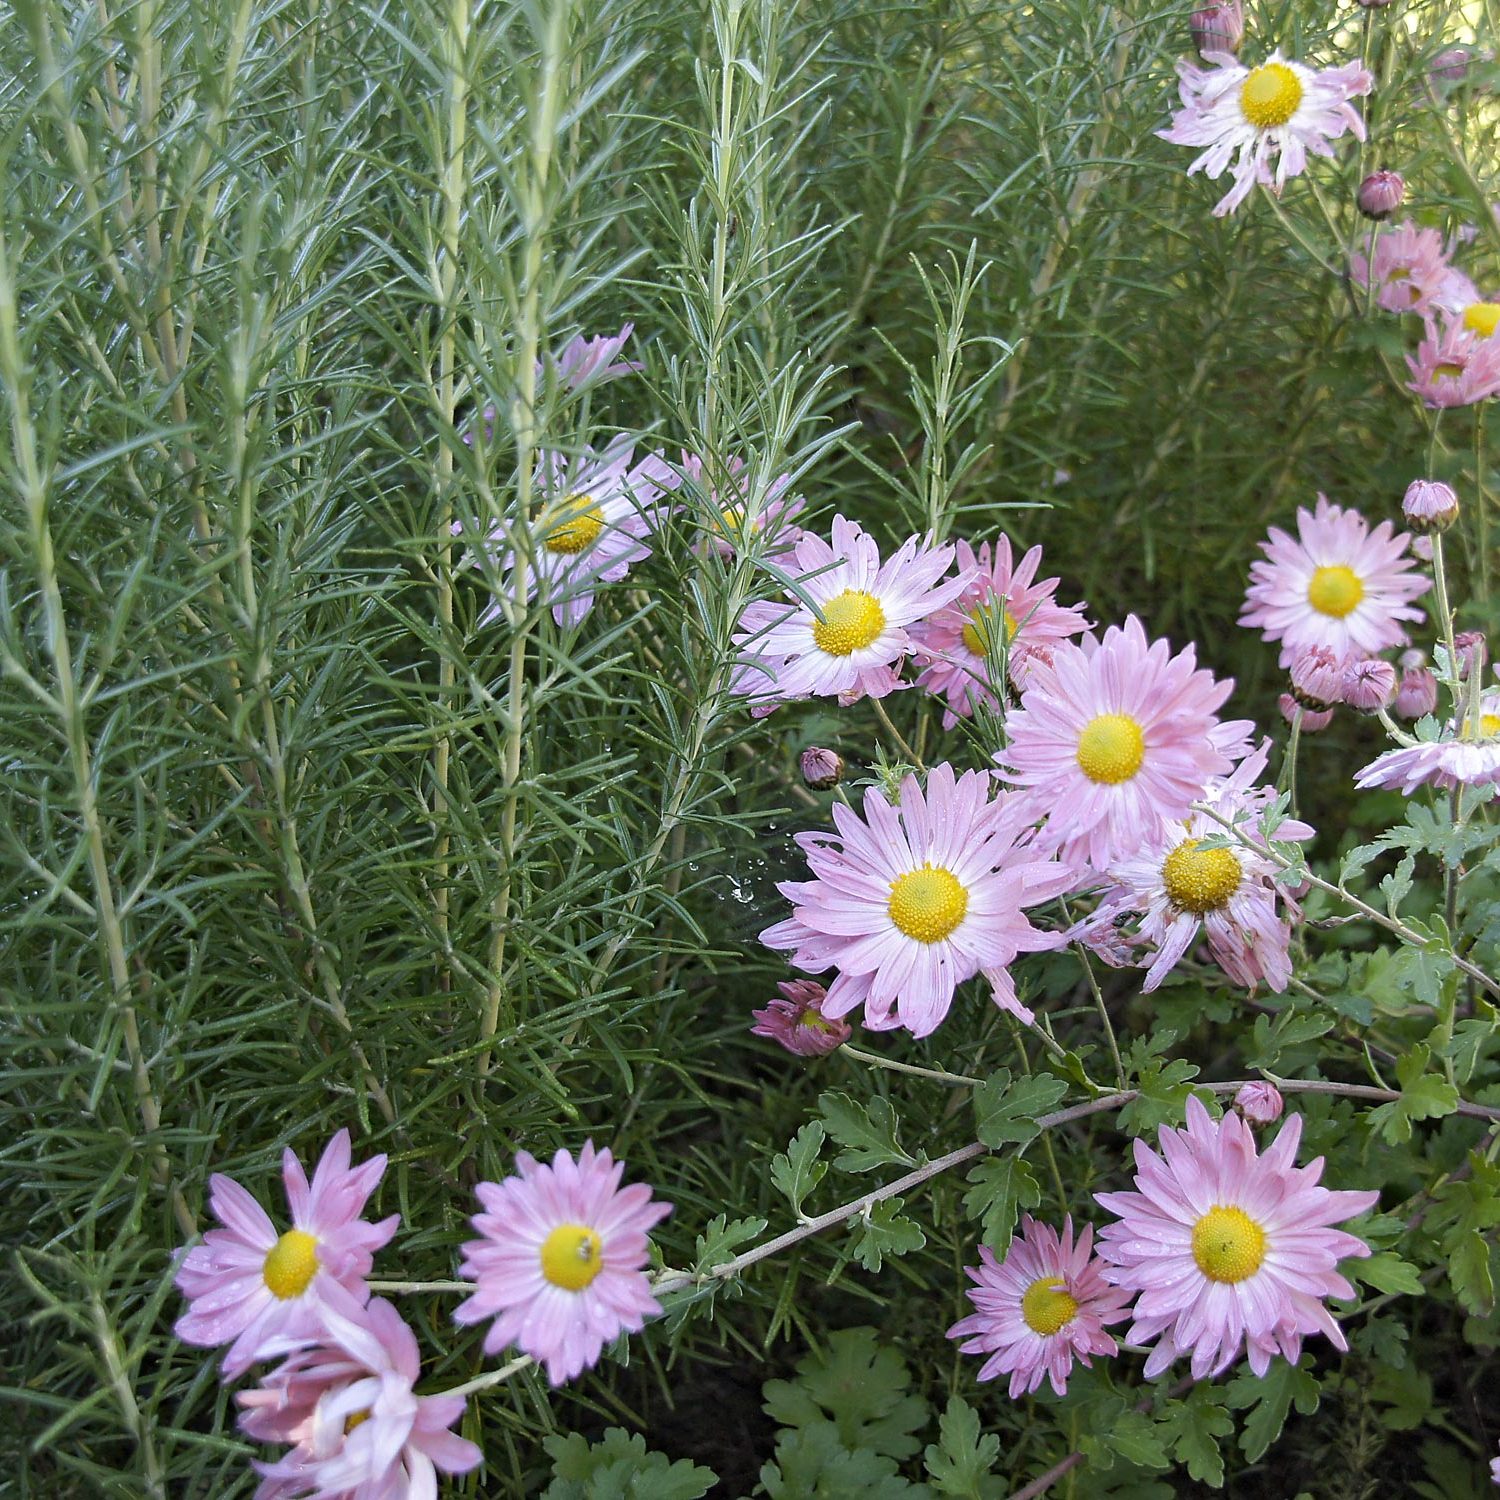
996 616 1253 873
947 1216 1133 1398
730 516 971 710
680 451 806 564
1234 1081 1284 1124
1279 692 1333 732
760 763 1074 1036
1355 687 1500 792
174 1131 399 1378
455 437 678 629
1240 495 1427 667
453 1141 670 1386
1158 49 1372 217
1083 741 1312 993
1407 314 1500 407
240 1299 482 1498
910 537 1090 728
1095 1096 1379 1380
1352 222 1461 315
750 979 851 1057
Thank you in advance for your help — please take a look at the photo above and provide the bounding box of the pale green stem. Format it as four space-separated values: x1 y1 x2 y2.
841 1044 980 1088
870 696 925 771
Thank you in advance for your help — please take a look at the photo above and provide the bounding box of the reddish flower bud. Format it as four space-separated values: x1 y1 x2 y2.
1341 658 1397 711
1394 664 1439 718
800 746 844 790
1357 170 1405 221
1280 692 1332 733
1289 646 1347 711
1402 478 1459 533
1234 1081 1285 1124
1191 0 1243 57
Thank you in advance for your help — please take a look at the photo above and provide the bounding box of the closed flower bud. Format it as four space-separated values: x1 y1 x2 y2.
1455 631 1488 680
749 980 851 1057
1341 658 1397 711
1234 1081 1285 1124
1280 692 1332 733
1191 0 1243 57
1394 663 1439 718
1357 170 1405 220
1401 478 1459 533
1289 646 1347 711
800 746 844 790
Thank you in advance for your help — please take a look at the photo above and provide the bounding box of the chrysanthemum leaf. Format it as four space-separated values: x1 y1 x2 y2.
961 1157 1041 1254
848 1197 927 1273
971 1070 1068 1149
818 1091 917 1172
923 1396 1004 1497
770 1121 828 1219
1367 1045 1460 1144
541 1429 717 1498
1158 1386 1231 1488
1226 1357 1320 1463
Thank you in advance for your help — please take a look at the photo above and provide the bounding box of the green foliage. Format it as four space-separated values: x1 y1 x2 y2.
921 1398 1003 1499
770 1121 828 1219
542 1430 717 1498
1367 1046 1462 1144
961 1157 1042 1253
971 1070 1069 1149
818 1091 918 1172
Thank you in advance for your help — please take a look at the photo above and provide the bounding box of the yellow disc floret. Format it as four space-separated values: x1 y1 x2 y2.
1191 1205 1267 1283
812 589 886 656
1076 713 1146 785
1161 838 1241 914
1306 564 1364 618
888 864 969 943
1239 63 1304 130
961 608 1018 657
1459 713 1500 740
545 495 605 554
262 1228 320 1300
1463 303 1500 338
1020 1275 1080 1336
540 1223 604 1291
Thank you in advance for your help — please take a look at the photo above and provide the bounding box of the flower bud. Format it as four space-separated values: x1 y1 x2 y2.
1279 692 1332 733
800 746 844 791
1394 663 1439 718
1191 0 1243 57
1357 170 1405 221
749 980 851 1057
1341 658 1397 711
1234 1081 1285 1125
1355 0 1396 7
1401 478 1459 533
1412 534 1434 561
1431 47 1472 84
1455 631 1488 680
1289 646 1347 711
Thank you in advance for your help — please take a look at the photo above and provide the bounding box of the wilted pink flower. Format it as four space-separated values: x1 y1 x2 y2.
1158 50 1372 217
1394 663 1439 718
1357 170 1404 220
174 1131 399 1378
910 536 1090 728
1234 1081 1285 1124
997 616 1253 873
1095 1096 1379 1379
1279 692 1333 732
761 763 1073 1036
1407 314 1500 407
680 451 806 564
453 1141 671 1386
750 980 851 1057
947 1216 1132 1399
1351 222 1460 315
1456 632 1488 679
730 517 971 711
800 746 844 790
1289 645 1348 710
1341 658 1397 711
1241 495 1427 667
1402 478 1459 532
1356 688 1500 792
455 437 678 628
1191 1 1243 57
240 1300 482 1497
1085 741 1312 993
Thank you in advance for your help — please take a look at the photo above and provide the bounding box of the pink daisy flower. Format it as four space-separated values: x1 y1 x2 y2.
730 516 971 710
1095 1096 1379 1380
1355 686 1500 793
947 1216 1132 1399
453 1141 671 1386
1084 741 1313 993
910 537 1090 728
240 1299 482 1498
750 979 851 1057
174 1131 399 1378
759 763 1075 1036
1158 49 1372 217
1240 495 1427 667
1407 313 1500 408
1351 222 1462 315
996 616 1254 873
679 451 806 564
457 436 677 628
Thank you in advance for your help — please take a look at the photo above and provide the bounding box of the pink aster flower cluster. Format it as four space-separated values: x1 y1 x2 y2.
950 1099 1378 1396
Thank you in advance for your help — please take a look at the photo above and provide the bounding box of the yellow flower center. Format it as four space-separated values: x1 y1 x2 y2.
1463 303 1500 337
799 1011 839 1034
1191 1205 1267 1283
262 1229 320 1301
960 607 1018 657
1239 63 1304 129
1306 564 1363 618
544 495 605 554
540 1223 604 1291
1161 838 1241 913
811 589 886 656
1020 1275 1079 1336
1459 713 1500 740
887 864 969 943
1433 360 1466 382
1075 713 1146 785
345 1410 371 1435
